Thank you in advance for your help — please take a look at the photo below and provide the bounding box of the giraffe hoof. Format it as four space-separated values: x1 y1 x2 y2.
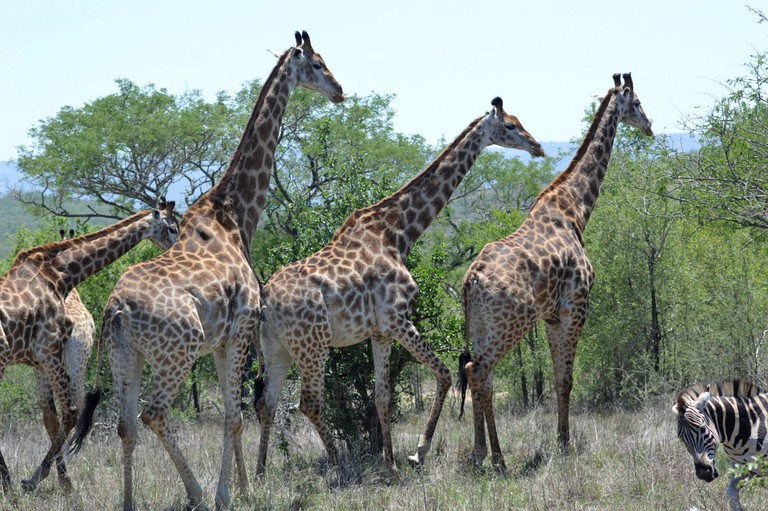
407 454 423 470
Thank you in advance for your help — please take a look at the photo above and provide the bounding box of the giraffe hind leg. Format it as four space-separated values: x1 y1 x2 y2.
140 362 203 510
371 335 397 475
255 337 293 478
392 320 451 468
22 353 77 493
33 368 72 491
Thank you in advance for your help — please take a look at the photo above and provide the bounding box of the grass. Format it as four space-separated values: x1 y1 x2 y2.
1 387 765 511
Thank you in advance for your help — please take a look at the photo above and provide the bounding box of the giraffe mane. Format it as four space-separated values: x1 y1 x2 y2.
226 49 291 172
333 114 486 239
530 86 619 209
9 210 154 271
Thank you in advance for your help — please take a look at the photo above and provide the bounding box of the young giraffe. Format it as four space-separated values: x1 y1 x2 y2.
0 203 177 494
29 229 96 490
460 73 653 470
72 31 343 511
255 97 545 477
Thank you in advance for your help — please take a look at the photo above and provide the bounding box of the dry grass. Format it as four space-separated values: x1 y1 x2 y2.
1 390 766 511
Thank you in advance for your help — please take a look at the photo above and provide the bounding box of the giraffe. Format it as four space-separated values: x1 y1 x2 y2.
255 97 545 478
29 229 96 490
459 73 653 471
71 31 343 511
0 202 177 494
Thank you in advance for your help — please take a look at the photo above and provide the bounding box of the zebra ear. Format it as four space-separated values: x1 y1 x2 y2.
694 392 711 411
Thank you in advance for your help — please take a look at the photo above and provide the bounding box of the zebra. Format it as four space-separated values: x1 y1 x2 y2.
673 380 768 511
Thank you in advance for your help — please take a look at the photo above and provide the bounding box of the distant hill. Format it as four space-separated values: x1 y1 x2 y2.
502 132 700 171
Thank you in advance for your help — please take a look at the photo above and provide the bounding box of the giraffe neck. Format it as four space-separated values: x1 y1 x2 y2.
342 115 488 260
183 50 297 256
530 90 621 233
49 210 158 294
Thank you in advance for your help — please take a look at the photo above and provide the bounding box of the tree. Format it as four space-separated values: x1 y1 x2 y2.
15 78 238 218
673 44 768 232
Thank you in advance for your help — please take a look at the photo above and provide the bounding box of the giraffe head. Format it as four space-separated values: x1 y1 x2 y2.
611 73 653 136
291 30 344 104
149 199 179 249
486 97 545 157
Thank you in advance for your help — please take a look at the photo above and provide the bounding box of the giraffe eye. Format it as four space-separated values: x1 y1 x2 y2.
312 63 323 70
505 124 517 130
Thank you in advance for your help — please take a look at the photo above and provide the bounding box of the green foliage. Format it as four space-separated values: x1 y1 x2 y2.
16 78 236 216
673 49 768 231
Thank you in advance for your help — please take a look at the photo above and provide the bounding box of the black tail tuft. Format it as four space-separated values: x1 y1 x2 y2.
69 389 102 455
458 349 472 419
253 376 265 422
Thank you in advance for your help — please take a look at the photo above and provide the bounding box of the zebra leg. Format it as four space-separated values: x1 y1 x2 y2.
726 474 745 511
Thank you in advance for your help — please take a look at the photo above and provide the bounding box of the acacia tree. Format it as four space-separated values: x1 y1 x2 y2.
15 78 238 218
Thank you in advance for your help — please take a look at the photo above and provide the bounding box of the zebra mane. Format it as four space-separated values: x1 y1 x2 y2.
676 380 763 412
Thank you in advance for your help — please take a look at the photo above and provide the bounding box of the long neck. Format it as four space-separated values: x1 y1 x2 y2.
53 211 156 293
345 116 488 260
530 91 621 233
184 50 296 255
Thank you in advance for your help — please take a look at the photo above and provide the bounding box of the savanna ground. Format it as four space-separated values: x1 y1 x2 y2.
1 375 764 511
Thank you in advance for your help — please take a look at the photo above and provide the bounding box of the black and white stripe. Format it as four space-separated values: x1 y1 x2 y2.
674 380 768 511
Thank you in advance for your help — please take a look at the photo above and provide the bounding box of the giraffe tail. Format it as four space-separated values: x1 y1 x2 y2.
458 349 472 419
69 309 111 455
252 282 266 422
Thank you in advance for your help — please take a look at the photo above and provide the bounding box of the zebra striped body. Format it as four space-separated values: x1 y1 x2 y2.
674 380 768 511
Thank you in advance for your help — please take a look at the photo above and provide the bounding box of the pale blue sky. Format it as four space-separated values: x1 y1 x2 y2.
1 1 766 162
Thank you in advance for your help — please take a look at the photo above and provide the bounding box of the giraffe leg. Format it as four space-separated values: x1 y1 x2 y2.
480 372 507 472
140 358 203 510
391 321 451 468
544 314 584 453
0 341 11 493
255 337 293 478
370 335 396 475
0 449 10 494
212 337 249 511
33 368 72 490
22 342 77 493
110 344 143 511
464 333 524 471
294 348 339 469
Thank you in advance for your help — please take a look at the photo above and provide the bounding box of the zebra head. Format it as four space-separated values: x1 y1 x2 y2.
673 388 720 482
